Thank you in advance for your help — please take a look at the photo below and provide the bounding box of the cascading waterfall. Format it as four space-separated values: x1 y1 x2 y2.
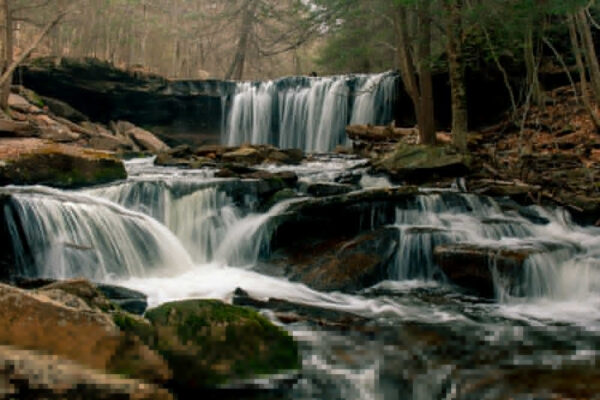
223 72 397 153
3 186 193 281
391 191 600 303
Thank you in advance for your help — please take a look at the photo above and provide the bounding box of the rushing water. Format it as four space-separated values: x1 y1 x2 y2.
2 157 600 399
222 72 397 153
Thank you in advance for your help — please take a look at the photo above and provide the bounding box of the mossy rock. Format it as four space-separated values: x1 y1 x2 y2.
145 299 299 389
374 143 470 183
0 151 126 189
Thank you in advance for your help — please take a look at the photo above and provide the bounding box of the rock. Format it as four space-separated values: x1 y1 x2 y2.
38 279 117 313
0 345 172 400
301 182 354 197
271 227 398 292
0 119 37 137
40 95 89 122
346 124 416 142
263 188 300 210
145 299 299 390
195 144 235 158
0 283 170 383
97 283 148 315
0 138 127 188
113 121 169 153
34 114 80 142
270 186 419 252
233 288 369 328
433 242 572 298
222 146 262 165
265 148 304 165
373 143 470 183
8 93 42 114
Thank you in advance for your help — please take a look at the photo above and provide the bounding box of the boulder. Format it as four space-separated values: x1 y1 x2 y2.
34 114 80 142
97 283 148 315
0 345 172 400
40 95 89 122
271 227 398 292
270 186 419 251
0 138 127 188
373 143 470 183
433 241 571 298
37 279 117 313
144 299 299 390
113 121 169 153
221 146 262 165
0 283 170 383
8 93 42 114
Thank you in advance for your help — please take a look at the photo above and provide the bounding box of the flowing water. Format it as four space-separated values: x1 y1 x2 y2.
2 157 600 399
222 72 397 153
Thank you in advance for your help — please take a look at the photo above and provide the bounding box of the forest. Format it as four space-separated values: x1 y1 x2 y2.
0 1 600 399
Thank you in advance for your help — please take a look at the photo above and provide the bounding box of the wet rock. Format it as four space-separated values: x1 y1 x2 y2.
0 283 170 383
263 188 300 210
373 143 470 183
0 138 127 188
40 95 89 122
145 299 299 390
300 182 354 197
97 283 148 315
0 345 172 400
433 242 571 298
233 288 369 328
195 144 236 158
270 227 398 292
270 186 418 251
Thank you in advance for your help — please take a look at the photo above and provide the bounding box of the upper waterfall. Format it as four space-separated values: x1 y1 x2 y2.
222 72 397 153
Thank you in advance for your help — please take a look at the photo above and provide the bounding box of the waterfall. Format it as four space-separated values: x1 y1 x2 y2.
3 186 193 281
391 192 600 304
223 72 397 153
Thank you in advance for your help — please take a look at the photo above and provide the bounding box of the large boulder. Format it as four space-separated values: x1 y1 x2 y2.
0 283 170 383
144 299 299 390
0 345 172 400
0 138 126 188
373 143 470 183
270 186 419 251
271 227 399 292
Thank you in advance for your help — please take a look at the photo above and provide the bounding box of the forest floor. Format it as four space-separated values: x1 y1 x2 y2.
469 84 600 222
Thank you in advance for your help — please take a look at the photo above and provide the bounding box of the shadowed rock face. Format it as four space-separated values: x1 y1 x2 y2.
19 58 234 146
268 227 399 292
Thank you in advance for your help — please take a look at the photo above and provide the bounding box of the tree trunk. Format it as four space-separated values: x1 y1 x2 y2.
445 0 468 152
416 0 436 145
226 0 256 81
576 9 600 104
1 0 13 110
524 23 543 107
569 14 600 130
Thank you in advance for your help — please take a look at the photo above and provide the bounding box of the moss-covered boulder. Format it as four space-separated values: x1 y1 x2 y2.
145 299 299 389
0 138 126 188
373 143 470 183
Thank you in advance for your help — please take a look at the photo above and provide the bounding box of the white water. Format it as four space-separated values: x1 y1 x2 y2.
4 158 600 399
223 72 397 153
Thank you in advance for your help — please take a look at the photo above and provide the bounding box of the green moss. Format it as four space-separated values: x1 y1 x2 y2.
146 299 300 387
113 311 155 344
